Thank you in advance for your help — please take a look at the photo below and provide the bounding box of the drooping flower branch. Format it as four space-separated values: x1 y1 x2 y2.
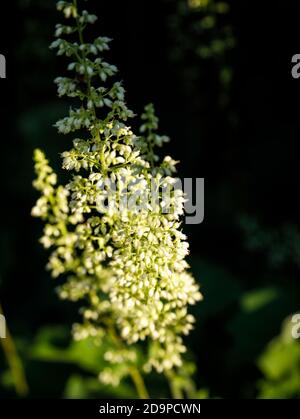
32 0 202 398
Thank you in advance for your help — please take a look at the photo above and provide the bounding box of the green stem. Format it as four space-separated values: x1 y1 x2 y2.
73 0 95 117
72 0 148 400
0 302 29 397
108 324 150 399
165 370 184 399
128 366 150 399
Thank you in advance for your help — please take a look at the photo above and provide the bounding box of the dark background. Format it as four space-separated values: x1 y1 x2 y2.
0 0 300 399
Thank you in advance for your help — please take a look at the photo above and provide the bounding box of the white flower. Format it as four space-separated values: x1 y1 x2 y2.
32 0 202 389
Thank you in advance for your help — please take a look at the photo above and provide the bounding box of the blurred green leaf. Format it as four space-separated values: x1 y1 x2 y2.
228 287 300 364
241 288 279 313
64 375 136 399
257 317 300 399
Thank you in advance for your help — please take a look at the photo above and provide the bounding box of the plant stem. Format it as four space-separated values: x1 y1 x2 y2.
0 302 29 397
107 324 150 399
73 0 95 116
128 366 150 399
165 370 184 399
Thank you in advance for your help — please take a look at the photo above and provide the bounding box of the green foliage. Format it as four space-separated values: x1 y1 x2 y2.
32 0 202 398
224 282 299 370
257 317 300 399
191 257 300 398
30 325 138 397
29 324 208 399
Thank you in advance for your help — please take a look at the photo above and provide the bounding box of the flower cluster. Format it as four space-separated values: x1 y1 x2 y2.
32 0 202 393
